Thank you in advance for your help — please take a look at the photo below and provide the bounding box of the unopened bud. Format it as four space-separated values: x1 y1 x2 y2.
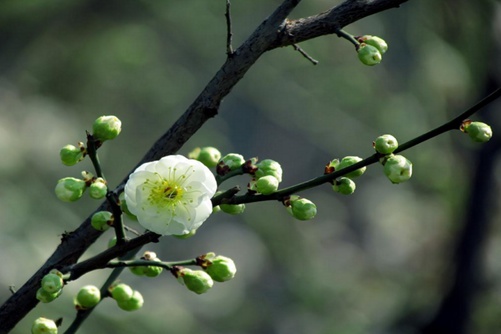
92 115 122 142
55 177 86 202
357 43 382 66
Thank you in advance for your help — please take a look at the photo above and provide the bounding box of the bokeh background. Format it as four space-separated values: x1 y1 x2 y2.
1 0 501 333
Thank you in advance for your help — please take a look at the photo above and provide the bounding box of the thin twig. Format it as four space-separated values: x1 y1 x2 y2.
124 225 141 237
223 87 501 205
106 192 126 245
225 0 234 56
292 44 319 65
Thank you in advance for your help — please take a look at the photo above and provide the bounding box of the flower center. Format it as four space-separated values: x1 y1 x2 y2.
148 180 185 207
163 185 182 200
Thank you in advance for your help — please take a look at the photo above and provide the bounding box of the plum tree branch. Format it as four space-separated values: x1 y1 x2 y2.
0 0 412 331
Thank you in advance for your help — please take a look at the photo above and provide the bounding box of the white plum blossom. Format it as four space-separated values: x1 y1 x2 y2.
124 155 217 235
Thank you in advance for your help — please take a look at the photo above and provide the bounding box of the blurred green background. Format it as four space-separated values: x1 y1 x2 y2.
1 0 501 333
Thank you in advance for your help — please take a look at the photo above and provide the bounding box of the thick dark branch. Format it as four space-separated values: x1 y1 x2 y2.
0 0 410 331
271 0 410 48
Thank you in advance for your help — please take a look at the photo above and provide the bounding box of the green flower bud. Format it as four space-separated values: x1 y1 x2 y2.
129 265 146 276
189 147 221 168
204 255 237 282
255 159 283 182
358 35 388 54
60 144 84 166
333 177 356 195
324 159 340 175
36 287 62 303
144 258 163 277
220 153 245 170
179 268 214 294
383 154 412 184
88 177 107 199
54 177 86 202
75 285 101 309
41 273 64 294
31 317 58 334
464 121 492 143
338 156 366 179
357 43 382 66
288 196 317 221
91 211 113 231
92 115 122 141
374 134 398 154
110 283 134 303
117 290 144 311
255 175 279 195
219 203 245 215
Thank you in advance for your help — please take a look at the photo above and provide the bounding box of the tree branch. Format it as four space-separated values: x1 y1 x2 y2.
0 0 412 331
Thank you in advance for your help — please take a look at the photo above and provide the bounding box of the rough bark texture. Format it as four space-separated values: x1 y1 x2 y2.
0 0 409 332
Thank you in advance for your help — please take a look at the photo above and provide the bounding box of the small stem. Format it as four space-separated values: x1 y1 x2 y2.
225 0 234 56
124 225 142 237
292 44 319 65
335 29 360 48
211 186 241 206
106 191 126 245
86 132 105 180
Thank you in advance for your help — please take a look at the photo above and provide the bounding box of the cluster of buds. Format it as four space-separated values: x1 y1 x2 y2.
55 115 121 202
129 251 164 278
326 156 366 195
356 35 388 66
54 171 108 202
373 134 413 184
109 283 144 311
249 159 283 195
36 270 64 304
58 115 121 166
197 253 237 282
284 195 317 221
171 253 237 294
